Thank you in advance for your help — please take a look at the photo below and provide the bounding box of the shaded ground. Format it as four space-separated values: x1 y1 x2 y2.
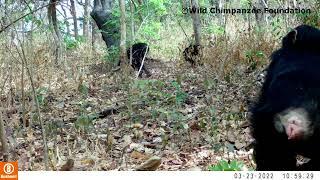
5 56 264 171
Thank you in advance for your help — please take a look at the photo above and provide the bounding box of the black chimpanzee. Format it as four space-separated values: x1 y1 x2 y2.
251 25 320 170
183 44 202 66
127 43 151 77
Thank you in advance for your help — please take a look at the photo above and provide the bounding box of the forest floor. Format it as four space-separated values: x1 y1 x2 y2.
6 51 266 171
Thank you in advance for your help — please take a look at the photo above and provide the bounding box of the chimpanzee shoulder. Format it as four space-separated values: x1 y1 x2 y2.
127 43 149 58
281 25 320 51
270 25 320 69
131 42 148 49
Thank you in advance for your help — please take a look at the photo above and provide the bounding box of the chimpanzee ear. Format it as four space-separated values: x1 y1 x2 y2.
282 29 297 48
288 29 297 44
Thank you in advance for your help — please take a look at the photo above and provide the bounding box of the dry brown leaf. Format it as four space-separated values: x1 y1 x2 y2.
59 159 74 171
135 156 161 171
81 159 95 167
132 123 143 129
130 151 149 160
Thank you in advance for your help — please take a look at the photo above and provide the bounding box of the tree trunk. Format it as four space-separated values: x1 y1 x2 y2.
2 0 9 33
70 0 79 39
83 0 89 39
217 0 225 26
118 0 126 65
191 0 201 45
0 111 9 161
91 22 98 52
91 0 119 48
61 2 71 35
129 0 134 65
48 0 61 65
254 0 268 27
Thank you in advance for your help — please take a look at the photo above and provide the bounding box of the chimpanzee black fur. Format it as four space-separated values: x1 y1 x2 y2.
183 44 202 66
127 43 151 77
251 25 320 170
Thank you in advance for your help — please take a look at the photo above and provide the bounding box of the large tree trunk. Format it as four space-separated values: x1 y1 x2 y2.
91 0 119 48
70 0 79 39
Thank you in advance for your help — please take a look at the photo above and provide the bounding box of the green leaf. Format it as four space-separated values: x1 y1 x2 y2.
208 160 244 171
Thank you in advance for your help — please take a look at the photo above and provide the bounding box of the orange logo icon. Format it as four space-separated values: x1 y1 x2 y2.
0 161 18 180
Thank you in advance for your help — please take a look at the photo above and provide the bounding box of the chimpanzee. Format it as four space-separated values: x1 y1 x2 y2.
127 43 151 77
250 25 320 171
183 44 202 66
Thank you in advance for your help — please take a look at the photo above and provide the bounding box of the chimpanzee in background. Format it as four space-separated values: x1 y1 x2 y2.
183 44 202 66
127 42 151 77
250 25 320 170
